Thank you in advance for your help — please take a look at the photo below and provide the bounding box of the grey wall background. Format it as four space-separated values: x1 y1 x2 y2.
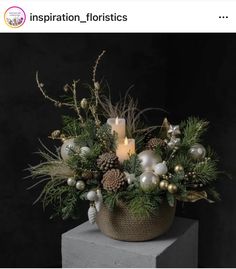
0 34 235 267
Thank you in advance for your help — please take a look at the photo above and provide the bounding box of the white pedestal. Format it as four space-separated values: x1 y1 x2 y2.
62 217 198 268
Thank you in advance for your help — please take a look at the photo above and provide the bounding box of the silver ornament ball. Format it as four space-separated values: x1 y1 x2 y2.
189 143 206 160
138 150 162 171
139 171 160 192
76 180 85 190
67 177 76 187
153 161 168 175
60 138 79 161
79 146 91 157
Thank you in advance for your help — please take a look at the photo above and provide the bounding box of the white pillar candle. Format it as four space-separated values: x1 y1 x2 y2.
116 137 135 163
107 117 126 141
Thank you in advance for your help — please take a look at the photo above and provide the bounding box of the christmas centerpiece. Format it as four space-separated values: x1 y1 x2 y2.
28 51 221 241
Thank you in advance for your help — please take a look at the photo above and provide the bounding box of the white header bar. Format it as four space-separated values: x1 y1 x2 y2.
0 0 235 32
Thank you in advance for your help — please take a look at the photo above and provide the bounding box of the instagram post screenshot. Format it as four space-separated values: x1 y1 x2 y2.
0 0 235 268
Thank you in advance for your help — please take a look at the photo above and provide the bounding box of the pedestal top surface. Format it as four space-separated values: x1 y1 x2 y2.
62 217 198 257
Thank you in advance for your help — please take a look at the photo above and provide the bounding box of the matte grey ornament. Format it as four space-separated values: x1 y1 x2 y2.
153 161 168 175
79 146 91 157
87 190 98 201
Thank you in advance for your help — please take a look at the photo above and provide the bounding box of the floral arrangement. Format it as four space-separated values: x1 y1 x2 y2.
28 51 221 224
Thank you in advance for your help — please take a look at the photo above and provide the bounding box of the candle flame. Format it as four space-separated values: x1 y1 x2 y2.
124 137 128 145
115 117 119 125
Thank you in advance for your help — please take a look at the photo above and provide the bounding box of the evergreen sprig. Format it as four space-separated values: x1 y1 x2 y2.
103 186 163 218
168 153 194 172
180 117 209 147
62 115 82 137
123 154 142 176
193 159 218 184
127 189 162 217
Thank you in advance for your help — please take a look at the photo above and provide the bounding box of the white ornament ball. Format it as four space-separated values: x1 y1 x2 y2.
153 161 168 175
189 143 206 160
138 150 162 171
87 190 98 201
76 180 85 190
60 138 79 161
139 171 160 192
67 177 76 186
79 146 91 157
88 205 97 224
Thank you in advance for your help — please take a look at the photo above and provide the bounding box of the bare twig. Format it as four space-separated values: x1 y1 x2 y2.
36 72 84 123
72 79 84 123
36 71 73 108
92 50 106 83
89 50 106 126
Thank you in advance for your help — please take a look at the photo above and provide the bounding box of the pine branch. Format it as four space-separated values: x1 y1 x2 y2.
123 154 142 176
103 191 121 211
205 186 221 201
96 124 117 152
168 153 194 171
193 159 218 184
166 192 175 207
128 190 162 217
181 117 209 147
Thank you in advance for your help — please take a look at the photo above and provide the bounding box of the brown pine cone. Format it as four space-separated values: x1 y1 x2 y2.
146 138 165 150
81 171 93 180
97 152 119 172
102 169 127 192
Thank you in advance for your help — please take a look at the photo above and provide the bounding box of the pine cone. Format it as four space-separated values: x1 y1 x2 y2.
102 169 127 191
146 138 165 150
81 171 93 180
97 152 119 172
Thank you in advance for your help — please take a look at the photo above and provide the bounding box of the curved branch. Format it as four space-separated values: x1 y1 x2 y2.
36 71 73 108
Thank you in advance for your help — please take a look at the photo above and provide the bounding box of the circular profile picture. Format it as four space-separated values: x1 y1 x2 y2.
4 6 26 28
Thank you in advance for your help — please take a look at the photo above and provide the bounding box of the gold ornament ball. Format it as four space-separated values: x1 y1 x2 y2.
174 164 184 173
159 180 169 190
167 183 178 194
80 98 88 109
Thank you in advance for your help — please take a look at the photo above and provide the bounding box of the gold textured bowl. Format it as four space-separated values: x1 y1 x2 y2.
96 201 176 242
